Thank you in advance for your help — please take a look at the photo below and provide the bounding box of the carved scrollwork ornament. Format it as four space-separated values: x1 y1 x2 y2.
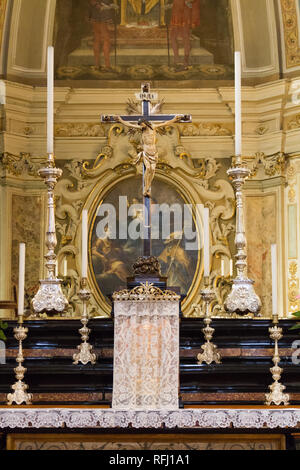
132 256 162 276
0 152 44 177
245 152 286 178
113 282 180 302
280 0 300 68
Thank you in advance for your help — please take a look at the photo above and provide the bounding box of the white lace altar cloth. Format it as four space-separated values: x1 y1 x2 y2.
112 299 179 410
1 408 300 429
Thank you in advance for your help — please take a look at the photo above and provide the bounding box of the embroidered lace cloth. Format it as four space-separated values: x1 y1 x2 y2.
2 408 300 429
112 299 179 410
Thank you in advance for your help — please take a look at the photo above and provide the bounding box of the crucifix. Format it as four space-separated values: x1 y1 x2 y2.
101 83 191 268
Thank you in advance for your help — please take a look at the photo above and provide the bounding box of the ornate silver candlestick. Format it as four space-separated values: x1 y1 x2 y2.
7 318 32 405
32 153 68 314
197 278 221 365
224 156 261 315
265 315 289 406
73 278 97 365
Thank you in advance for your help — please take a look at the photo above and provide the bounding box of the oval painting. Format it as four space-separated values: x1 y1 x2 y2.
90 175 200 301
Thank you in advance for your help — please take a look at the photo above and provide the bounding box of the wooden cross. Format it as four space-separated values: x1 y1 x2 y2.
101 83 192 258
102 83 191 125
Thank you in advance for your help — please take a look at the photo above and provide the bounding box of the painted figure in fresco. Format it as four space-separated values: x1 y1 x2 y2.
123 0 162 26
166 0 200 70
116 115 181 197
88 0 119 70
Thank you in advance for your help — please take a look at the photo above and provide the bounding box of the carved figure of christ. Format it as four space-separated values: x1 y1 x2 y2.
116 115 181 197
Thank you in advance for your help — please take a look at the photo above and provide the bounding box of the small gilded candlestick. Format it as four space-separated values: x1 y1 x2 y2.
73 278 97 365
7 315 32 405
265 244 289 405
7 243 32 405
197 277 221 365
265 314 289 406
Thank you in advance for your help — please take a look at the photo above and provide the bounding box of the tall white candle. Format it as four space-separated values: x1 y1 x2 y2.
229 259 233 277
63 257 68 277
221 259 225 277
271 244 277 316
235 51 242 156
47 46 54 154
203 207 210 277
18 243 26 317
82 210 88 278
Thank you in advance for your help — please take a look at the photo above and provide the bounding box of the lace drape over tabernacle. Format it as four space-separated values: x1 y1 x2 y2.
112 284 180 410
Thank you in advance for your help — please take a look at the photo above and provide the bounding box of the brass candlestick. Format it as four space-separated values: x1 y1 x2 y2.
73 278 97 365
225 155 261 315
265 315 289 406
197 278 221 365
7 317 32 405
32 153 68 314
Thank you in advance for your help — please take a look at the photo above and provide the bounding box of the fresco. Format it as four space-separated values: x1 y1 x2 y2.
89 175 199 300
54 0 234 81
11 194 42 303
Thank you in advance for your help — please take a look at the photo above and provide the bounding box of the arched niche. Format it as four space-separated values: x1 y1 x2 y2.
6 0 56 81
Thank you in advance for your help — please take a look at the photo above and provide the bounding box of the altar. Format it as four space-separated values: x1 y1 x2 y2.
1 40 300 454
1 315 300 450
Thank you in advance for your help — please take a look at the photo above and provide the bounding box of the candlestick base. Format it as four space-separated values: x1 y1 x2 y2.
265 381 290 406
73 341 97 366
224 278 261 315
197 337 222 365
7 378 32 406
32 279 68 313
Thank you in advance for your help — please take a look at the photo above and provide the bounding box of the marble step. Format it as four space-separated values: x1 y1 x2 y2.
68 46 213 67
80 31 202 49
